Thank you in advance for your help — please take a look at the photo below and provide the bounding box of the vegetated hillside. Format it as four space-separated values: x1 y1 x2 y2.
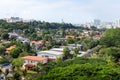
35 28 120 80
100 28 120 47
99 28 120 62
35 58 120 80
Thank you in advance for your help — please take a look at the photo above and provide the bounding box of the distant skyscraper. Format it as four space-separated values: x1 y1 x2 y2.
115 19 120 28
94 19 101 27
9 17 23 22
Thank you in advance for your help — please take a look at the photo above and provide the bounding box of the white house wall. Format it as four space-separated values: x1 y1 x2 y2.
37 53 58 59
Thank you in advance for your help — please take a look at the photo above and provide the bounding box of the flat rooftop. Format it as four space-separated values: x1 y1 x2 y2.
37 49 63 56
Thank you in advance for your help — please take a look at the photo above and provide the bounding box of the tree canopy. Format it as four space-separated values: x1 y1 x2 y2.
35 58 120 80
12 58 24 68
9 47 22 58
100 28 120 47
99 28 120 62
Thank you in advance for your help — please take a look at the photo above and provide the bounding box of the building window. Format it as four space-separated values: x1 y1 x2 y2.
45 55 49 57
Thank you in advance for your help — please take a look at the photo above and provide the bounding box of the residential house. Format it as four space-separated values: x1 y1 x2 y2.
66 36 75 39
13 29 22 35
80 30 90 38
8 32 19 39
60 44 84 54
16 36 30 43
54 38 67 42
93 34 102 39
0 41 10 46
5 45 16 54
61 44 84 51
30 41 42 51
37 48 63 60
0 62 13 78
22 56 48 70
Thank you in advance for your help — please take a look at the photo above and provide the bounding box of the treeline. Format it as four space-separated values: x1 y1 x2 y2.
0 20 78 30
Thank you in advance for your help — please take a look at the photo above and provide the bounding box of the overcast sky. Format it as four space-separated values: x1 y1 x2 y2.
0 0 120 23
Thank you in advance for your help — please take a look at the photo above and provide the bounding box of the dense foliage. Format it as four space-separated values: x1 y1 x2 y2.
35 28 120 80
100 28 120 47
0 20 76 30
35 58 120 80
99 28 120 62
0 19 119 80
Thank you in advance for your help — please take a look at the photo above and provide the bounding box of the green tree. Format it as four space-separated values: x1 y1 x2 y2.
99 47 120 62
66 38 75 44
0 57 8 64
13 71 21 80
19 51 29 57
22 43 31 52
1 33 9 40
73 48 79 58
100 28 120 47
42 47 48 50
12 58 24 69
63 47 72 60
0 46 5 54
33 62 43 73
9 47 22 58
35 58 120 80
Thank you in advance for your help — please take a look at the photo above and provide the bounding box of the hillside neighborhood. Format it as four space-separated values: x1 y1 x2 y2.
0 20 119 80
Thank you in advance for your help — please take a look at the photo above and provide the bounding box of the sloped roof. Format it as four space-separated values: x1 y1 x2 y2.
6 45 16 51
22 56 47 61
37 50 63 56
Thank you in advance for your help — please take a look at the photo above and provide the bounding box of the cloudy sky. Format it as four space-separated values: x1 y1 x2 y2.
0 0 120 23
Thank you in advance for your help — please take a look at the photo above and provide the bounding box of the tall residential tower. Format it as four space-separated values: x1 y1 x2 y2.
115 19 120 28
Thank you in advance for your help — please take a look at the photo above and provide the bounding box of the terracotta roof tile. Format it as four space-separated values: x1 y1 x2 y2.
66 36 75 39
22 56 47 61
6 45 16 51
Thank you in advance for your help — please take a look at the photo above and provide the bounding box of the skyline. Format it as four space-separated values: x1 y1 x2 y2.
0 0 120 23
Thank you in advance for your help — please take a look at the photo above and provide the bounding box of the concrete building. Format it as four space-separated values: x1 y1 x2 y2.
94 19 101 27
37 48 63 60
115 19 120 28
9 17 23 22
8 32 19 38
16 36 30 43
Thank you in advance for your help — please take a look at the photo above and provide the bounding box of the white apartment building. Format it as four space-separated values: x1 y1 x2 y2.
115 19 120 28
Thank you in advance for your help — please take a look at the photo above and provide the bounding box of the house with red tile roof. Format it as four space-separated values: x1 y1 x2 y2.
22 56 48 69
93 34 102 39
66 36 75 39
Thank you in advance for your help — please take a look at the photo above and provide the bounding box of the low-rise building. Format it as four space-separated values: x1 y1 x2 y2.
17 36 30 43
22 56 48 70
54 38 67 42
5 45 16 54
30 41 42 51
61 44 84 51
37 48 63 60
8 32 19 38
66 36 75 39
93 34 102 39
